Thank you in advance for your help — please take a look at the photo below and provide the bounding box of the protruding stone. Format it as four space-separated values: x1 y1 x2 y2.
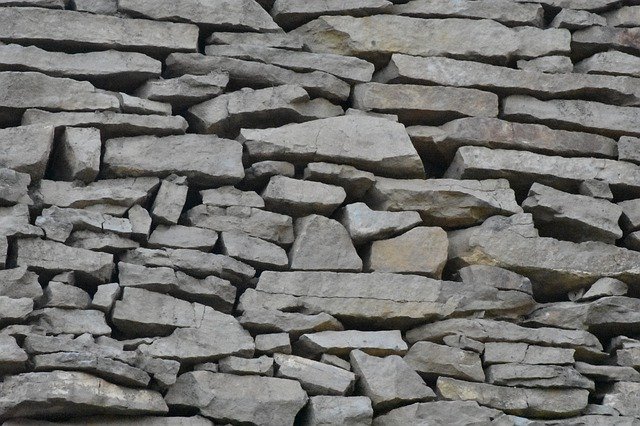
200 186 264 208
134 72 228 108
239 308 343 339
604 6 640 27
580 278 628 301
151 176 187 226
29 308 111 336
485 363 594 390
517 56 573 74
39 281 90 309
0 336 27 375
483 342 575 366
603 382 640 416
207 31 304 50
255 333 291 355
0 267 42 300
575 51 640 78
0 124 54 182
219 355 274 377
0 204 42 239
242 160 295 190
0 169 30 206
275 353 356 396
91 283 120 313
550 9 606 29
457 265 533 294
404 341 485 382
303 163 375 201
296 330 408 358
272 0 392 29
128 205 152 241
338 203 422 245
149 225 218 251
220 231 288 270
301 396 373 426
579 180 614 200
262 176 346 217
372 401 505 426
53 127 100 183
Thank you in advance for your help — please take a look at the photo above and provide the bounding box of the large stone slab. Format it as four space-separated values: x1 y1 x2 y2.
0 125 54 181
352 82 498 124
118 0 279 32
301 396 373 426
0 203 43 240
485 363 594 390
297 330 408 357
240 116 425 178
239 308 343 338
338 202 421 244
445 146 640 198
366 177 521 227
0 44 161 90
290 16 569 66
274 353 356 396
0 371 168 421
373 401 505 426
0 7 199 56
0 169 31 207
165 371 307 425
404 341 485 382
134 72 228 108
104 134 244 186
573 26 640 58
271 0 393 29
502 95 640 138
239 271 535 328
574 51 640 78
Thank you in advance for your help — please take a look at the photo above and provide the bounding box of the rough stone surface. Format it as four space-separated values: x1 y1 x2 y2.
404 341 485 382
262 176 346 217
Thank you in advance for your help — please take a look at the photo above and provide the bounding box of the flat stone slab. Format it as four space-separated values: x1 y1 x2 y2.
0 124 53 182
271 0 393 29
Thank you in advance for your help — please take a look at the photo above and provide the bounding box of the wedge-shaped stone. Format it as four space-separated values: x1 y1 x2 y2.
39 281 91 309
240 271 535 328
118 0 279 32
377 54 640 106
220 231 288 270
437 377 589 418
0 371 167 421
243 160 296 189
272 0 392 29
604 6 640 27
0 0 62 7
188 85 342 135
445 146 640 197
0 204 42 239
15 238 113 283
520 0 618 10
522 183 623 244
0 336 27 375
350 349 435 411
264 177 346 217
201 186 264 208
205 44 374 83
0 267 42 300
353 82 498 125
0 72 118 125
68 230 138 253
134 72 228 108
186 205 294 245
22 109 188 138
302 396 373 426
393 0 543 27
603 382 640 416
275 353 355 396
486 363 594 390
297 330 408 357
0 169 30 207
0 44 161 90
53 127 100 183
373 401 504 426
575 51 640 78
573 26 640 58
404 341 484 382
0 125 53 181
28 308 111 336
448 213 640 297
457 265 532 294
420 117 617 161
502 95 640 138
576 362 640 383
290 16 569 66
483 342 575 366
241 116 425 178
36 206 132 243
238 308 343 338
366 177 521 227
166 372 307 426
0 296 32 323
0 7 198 56
338 203 421 244
165 53 351 102
104 134 243 186
517 55 574 73
550 9 606 30
207 31 304 50
303 163 375 201
148 225 218 251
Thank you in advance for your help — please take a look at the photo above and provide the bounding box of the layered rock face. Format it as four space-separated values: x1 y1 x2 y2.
0 1 639 425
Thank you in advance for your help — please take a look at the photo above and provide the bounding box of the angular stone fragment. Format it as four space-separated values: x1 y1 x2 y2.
134 72 228 108
446 146 640 197
91 283 120 313
0 204 42 239
579 277 628 301
116 93 170 116
186 205 294 245
0 336 27 375
148 225 218 251
205 44 374 83
240 115 425 178
603 382 640 416
522 183 623 244
52 127 100 183
69 230 138 253
338 203 421 244
437 377 589 418
188 85 342 135
303 163 374 202
243 160 295 190
35 206 132 243
118 0 279 32
350 349 435 411
239 308 343 338
263 176 346 217
604 6 640 27
272 0 392 29
353 82 498 124
29 308 111 336
579 180 614 200
321 354 351 371
16 238 113 283
619 136 640 165
550 9 606 29
619 199 640 232
0 296 32 324
220 231 288 270
404 341 484 382
0 7 199 56
575 51 640 78
457 265 533 294
573 26 640 58
377 54 640 106
373 401 504 426
39 281 90 309
0 44 161 90
366 177 521 227
0 124 54 181
165 53 351 102
442 335 484 354
219 355 274 377
207 31 304 50
22 109 188 138
291 16 569 66
289 215 362 272
517 56 573 74
483 342 575 366
0 267 42 300
201 186 264 208
297 330 408 358
255 333 291 355
486 363 594 390
522 0 617 10
128 205 152 241
151 176 187 226
275 353 356 395
301 396 373 426
365 227 448 278
0 169 31 207
575 362 640 383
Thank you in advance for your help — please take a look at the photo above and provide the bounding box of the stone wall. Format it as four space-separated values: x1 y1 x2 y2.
0 0 639 424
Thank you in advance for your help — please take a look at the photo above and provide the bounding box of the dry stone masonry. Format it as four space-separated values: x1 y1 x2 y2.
1 0 640 425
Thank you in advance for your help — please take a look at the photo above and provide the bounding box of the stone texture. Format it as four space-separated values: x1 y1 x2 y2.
263 176 346 217
550 9 607 29
218 355 274 377
39 281 90 309
207 31 304 50
0 204 43 239
238 308 343 338
53 127 100 183
255 333 291 355
303 163 375 201
200 186 264 208
575 51 640 78
134 72 228 108
150 176 187 226
457 265 533 294
274 353 356 395
0 124 54 181
297 330 408 358
338 202 421 244
220 231 288 270
0 169 31 206
372 401 505 426
301 396 373 426
404 341 485 382
483 342 575 366
35 206 132 243
485 363 594 390
517 56 574 74
272 0 392 29
148 225 218 251
603 382 640 416
0 336 27 375
574 27 640 59
0 267 43 300
28 308 111 336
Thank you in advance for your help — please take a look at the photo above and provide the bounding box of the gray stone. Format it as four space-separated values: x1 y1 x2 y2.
520 0 617 10
289 215 362 272
0 7 199 56
72 0 117 14
364 227 448 278
603 382 640 416
186 205 294 245
0 169 30 206
53 127 100 183
68 230 137 253
437 376 589 418
0 296 32 324
604 6 640 27
116 93 170 116
517 56 574 74
240 115 425 178
15 238 114 283
91 283 120 313
485 363 594 390
35 206 132 243
128 205 152 241
0 124 54 181
205 44 374 84
263 176 346 217
404 341 485 382
301 396 373 426
0 371 168 421
579 278 628 301
575 362 640 383
0 44 161 90
219 355 274 376
200 186 264 208
148 225 218 251
272 0 392 29
442 335 485 354
104 135 244 186
290 15 569 66
353 82 498 124
39 281 90 309
619 136 640 165
242 161 296 190
575 51 640 78
206 31 304 50
321 354 351 371
239 308 343 338
366 177 521 227
0 0 62 7
350 349 435 411
220 231 288 270
275 353 356 395
619 198 640 232
483 342 575 366
296 330 408 358
522 183 623 244
188 84 341 136
0 336 27 375
29 308 111 336
118 0 279 32
579 180 614 200
457 265 533 294
0 267 43 300
118 262 179 292
338 202 422 245
372 401 505 426
0 204 42 239
173 272 236 313
255 333 291 355
134 72 228 108
150 176 187 226
550 9 606 29
165 53 351 102
303 163 375 201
